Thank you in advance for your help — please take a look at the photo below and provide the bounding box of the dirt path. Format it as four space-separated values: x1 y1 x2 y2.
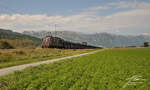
0 49 103 76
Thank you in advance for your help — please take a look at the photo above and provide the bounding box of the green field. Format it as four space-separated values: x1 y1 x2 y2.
0 48 94 69
0 48 150 90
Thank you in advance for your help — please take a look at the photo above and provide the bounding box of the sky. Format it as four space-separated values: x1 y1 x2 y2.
0 0 150 35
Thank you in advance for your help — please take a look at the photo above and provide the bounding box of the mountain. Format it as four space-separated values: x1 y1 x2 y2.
0 29 41 46
23 31 150 48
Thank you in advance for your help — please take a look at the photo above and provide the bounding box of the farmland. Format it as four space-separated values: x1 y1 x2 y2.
0 48 94 69
0 48 150 90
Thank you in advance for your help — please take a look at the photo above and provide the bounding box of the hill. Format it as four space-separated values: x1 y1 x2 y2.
23 31 150 48
0 29 41 47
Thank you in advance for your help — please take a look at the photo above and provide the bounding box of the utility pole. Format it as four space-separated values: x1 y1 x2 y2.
54 24 56 48
55 24 56 37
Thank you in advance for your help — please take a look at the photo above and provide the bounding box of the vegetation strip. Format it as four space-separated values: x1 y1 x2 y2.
0 49 95 68
0 50 102 76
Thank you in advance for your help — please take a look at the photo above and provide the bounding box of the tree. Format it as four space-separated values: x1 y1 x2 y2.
144 42 149 47
0 41 13 49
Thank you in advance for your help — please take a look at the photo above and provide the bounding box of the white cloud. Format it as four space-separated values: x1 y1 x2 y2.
88 6 110 12
108 1 150 9
0 1 150 33
141 32 150 36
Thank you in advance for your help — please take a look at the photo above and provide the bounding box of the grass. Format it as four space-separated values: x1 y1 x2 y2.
0 48 150 90
0 48 95 69
0 39 39 49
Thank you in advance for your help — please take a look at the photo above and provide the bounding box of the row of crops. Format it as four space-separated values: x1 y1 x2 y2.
0 48 150 90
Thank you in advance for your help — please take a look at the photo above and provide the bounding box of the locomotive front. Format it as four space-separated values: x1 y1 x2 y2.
41 36 52 48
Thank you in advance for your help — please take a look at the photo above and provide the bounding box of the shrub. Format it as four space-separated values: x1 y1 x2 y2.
0 41 14 49
144 42 149 47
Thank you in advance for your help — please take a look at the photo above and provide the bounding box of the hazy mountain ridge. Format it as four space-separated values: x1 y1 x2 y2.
23 31 150 48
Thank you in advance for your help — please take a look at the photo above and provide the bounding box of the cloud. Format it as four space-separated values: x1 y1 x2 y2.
106 9 150 28
0 1 150 33
141 32 150 36
87 6 110 12
108 1 150 9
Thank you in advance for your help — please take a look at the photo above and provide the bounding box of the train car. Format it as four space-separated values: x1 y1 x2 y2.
41 35 101 49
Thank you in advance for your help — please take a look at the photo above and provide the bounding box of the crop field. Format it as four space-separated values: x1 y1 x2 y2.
0 48 94 69
0 48 150 90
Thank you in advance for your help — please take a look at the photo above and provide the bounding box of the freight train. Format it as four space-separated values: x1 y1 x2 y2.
41 35 101 49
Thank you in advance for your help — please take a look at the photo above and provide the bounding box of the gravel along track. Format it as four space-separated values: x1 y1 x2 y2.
0 49 104 76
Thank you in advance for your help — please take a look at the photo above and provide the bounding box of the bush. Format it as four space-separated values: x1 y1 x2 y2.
0 41 14 49
144 42 149 47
